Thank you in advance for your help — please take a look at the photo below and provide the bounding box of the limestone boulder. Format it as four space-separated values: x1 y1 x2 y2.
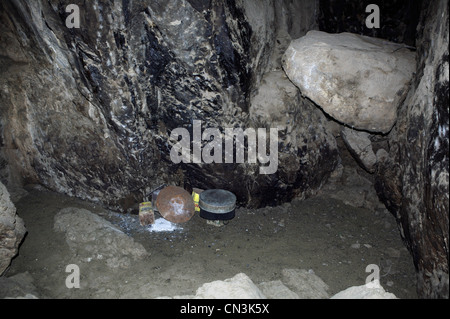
249 71 339 205
54 207 148 269
0 181 26 276
283 30 416 134
194 273 266 299
281 268 329 299
331 282 397 299
258 280 299 299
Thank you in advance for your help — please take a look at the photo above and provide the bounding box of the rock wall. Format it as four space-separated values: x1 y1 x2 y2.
315 0 448 298
0 181 26 276
375 0 449 298
0 0 337 210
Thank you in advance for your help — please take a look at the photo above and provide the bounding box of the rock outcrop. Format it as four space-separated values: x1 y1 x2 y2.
0 0 337 210
0 181 26 276
283 30 416 134
375 0 449 298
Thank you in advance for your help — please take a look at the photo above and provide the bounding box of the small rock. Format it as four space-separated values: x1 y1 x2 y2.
194 273 266 299
54 207 148 269
386 247 401 258
0 182 27 276
341 127 377 173
258 280 299 299
281 268 329 299
331 282 398 299
0 272 38 299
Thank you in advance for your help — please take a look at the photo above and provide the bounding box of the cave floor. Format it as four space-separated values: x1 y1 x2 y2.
5 187 417 299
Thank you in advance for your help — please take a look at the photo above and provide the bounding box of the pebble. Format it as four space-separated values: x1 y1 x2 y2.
386 247 401 258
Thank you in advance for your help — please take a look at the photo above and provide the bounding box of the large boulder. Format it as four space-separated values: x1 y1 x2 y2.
283 30 416 134
0 181 26 276
248 71 339 205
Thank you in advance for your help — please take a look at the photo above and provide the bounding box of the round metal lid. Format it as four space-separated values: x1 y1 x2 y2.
156 186 195 223
199 189 236 214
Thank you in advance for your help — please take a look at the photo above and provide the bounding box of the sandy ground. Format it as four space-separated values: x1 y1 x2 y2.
2 182 418 299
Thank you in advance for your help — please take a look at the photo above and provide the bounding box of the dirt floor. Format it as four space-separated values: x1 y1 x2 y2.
3 182 418 299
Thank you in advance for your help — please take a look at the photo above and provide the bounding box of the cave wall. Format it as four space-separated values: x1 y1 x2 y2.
0 0 448 299
0 0 338 210
374 0 449 298
318 0 422 46
317 0 449 298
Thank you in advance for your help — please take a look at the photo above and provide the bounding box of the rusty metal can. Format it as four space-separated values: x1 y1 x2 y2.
156 186 195 223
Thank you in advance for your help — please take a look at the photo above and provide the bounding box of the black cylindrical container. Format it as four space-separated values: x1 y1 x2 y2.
199 189 236 220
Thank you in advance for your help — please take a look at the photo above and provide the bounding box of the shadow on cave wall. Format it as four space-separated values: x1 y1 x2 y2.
318 0 422 46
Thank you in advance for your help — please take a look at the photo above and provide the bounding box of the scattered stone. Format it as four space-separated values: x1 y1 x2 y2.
160 270 332 299
194 273 265 299
281 269 329 299
258 280 299 299
341 127 377 173
386 247 402 258
162 273 266 299
4 293 39 299
54 207 148 269
0 272 38 299
283 30 416 133
322 166 382 212
331 282 398 299
375 148 390 164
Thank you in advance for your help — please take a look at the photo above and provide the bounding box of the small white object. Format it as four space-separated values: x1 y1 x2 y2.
147 218 180 232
